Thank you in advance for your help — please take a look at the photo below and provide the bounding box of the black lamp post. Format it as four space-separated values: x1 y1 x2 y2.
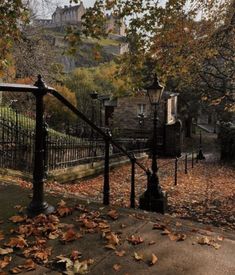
90 91 98 137
196 130 205 160
139 75 167 214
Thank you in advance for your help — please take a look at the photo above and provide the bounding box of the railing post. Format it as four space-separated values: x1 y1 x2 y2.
175 157 178 186
130 156 136 208
192 150 194 169
103 132 110 205
27 75 54 216
185 154 188 174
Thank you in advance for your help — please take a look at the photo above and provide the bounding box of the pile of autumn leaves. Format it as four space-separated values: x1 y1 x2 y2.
0 199 225 274
0 201 158 274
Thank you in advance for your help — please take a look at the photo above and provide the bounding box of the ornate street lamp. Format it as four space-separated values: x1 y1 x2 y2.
139 74 167 214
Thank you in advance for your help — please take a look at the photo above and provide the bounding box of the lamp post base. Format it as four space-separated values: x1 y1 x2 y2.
139 191 167 214
27 201 55 217
196 149 205 160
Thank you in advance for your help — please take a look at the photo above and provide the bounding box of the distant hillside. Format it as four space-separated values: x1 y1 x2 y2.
43 29 128 72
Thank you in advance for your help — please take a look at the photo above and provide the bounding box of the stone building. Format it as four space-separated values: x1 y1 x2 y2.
34 2 126 37
52 2 86 26
105 91 182 156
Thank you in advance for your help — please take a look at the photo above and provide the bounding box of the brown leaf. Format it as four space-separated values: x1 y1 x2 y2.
113 263 121 271
0 231 4 241
105 244 116 250
217 236 224 241
61 228 77 242
48 232 59 240
152 223 166 230
5 236 28 249
161 229 171 235
127 235 144 245
169 233 186 241
0 248 14 255
107 209 119 220
83 219 97 229
115 250 126 257
57 206 73 217
148 241 156 245
22 259 36 271
10 267 22 274
133 252 143 261
150 253 158 266
9 215 26 223
106 232 119 246
197 236 211 245
71 250 82 261
0 256 12 269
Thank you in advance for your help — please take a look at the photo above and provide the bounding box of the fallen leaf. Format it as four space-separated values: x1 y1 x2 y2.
0 231 4 241
115 250 126 257
71 250 82 260
10 267 22 274
0 248 14 255
127 235 144 245
106 232 119 246
9 216 26 223
22 259 36 271
152 223 166 230
133 252 144 261
108 210 119 220
169 233 187 241
217 236 224 241
5 236 28 249
0 256 12 269
105 244 116 250
150 253 158 266
113 263 121 271
48 232 59 240
161 229 171 235
61 229 77 242
197 236 211 245
148 241 156 245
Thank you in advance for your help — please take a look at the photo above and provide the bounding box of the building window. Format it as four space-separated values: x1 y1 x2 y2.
137 104 146 116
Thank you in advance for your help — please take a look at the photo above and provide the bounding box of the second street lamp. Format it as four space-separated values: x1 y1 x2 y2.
139 75 167 214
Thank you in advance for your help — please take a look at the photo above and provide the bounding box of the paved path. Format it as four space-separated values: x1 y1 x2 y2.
0 182 234 275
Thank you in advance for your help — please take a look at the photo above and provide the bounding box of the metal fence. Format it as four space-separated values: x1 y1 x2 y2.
0 105 148 173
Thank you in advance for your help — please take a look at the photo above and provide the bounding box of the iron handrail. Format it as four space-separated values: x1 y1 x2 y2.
0 82 148 173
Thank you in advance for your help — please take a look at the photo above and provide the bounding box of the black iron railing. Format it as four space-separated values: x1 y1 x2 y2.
0 76 149 215
0 106 148 172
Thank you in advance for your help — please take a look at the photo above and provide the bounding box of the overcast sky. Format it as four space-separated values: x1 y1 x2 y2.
35 0 96 18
